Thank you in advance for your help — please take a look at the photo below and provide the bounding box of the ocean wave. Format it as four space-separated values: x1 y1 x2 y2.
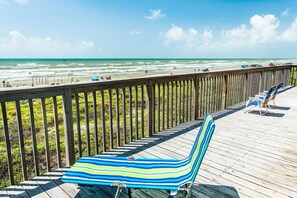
57 64 70 67
16 63 51 67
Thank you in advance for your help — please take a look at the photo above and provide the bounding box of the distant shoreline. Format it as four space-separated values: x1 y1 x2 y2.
0 58 295 89
0 66 270 90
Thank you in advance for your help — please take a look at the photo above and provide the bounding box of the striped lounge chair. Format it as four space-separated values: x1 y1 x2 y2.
62 113 216 198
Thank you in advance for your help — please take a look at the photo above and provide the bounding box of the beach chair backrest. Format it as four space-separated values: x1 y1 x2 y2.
188 113 215 182
262 86 276 106
271 83 283 100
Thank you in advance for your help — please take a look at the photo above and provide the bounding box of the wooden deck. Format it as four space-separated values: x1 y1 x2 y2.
1 87 297 198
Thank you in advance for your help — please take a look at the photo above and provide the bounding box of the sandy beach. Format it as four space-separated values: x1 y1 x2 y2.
0 66 242 91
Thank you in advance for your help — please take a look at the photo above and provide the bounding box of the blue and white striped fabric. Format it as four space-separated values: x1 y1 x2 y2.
62 113 215 191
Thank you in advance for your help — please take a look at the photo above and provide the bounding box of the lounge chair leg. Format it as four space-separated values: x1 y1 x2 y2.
245 105 254 113
115 186 123 198
271 100 276 108
183 184 191 198
259 106 262 115
265 107 268 114
128 188 132 198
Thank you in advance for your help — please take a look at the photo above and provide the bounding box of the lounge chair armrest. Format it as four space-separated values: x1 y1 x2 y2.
248 96 261 102
257 92 266 96
248 97 255 100
255 94 264 98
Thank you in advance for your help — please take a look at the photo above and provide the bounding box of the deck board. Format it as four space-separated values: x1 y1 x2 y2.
1 86 297 198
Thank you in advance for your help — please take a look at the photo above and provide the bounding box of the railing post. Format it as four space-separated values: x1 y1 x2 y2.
63 88 75 166
221 75 228 110
259 71 263 93
146 80 154 137
1 102 14 185
272 68 276 85
194 76 199 119
243 72 249 99
282 68 286 86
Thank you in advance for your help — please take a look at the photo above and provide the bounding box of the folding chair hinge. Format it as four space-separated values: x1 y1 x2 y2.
112 182 126 188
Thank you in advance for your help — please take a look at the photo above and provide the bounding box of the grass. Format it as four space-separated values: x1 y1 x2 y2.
0 86 153 188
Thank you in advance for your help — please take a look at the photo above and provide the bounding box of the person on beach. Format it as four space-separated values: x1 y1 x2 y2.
2 80 5 87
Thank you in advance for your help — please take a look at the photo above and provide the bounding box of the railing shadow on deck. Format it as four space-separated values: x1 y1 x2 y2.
248 111 285 117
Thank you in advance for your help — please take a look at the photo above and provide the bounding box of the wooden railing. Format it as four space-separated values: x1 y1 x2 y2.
0 65 292 187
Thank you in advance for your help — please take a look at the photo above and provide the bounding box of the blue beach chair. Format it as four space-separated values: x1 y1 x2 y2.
256 82 284 109
245 86 275 115
62 113 216 198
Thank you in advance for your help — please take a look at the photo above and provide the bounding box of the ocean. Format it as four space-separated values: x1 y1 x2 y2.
0 58 296 85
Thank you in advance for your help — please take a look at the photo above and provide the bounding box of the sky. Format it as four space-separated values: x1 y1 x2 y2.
0 0 297 58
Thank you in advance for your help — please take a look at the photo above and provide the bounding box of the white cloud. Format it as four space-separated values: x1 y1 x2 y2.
76 40 94 50
0 30 96 57
163 24 217 50
144 9 165 20
202 30 213 43
281 8 289 17
164 24 185 42
130 30 142 35
162 14 297 54
249 14 279 43
164 24 197 43
223 14 297 45
221 14 279 46
281 18 297 41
